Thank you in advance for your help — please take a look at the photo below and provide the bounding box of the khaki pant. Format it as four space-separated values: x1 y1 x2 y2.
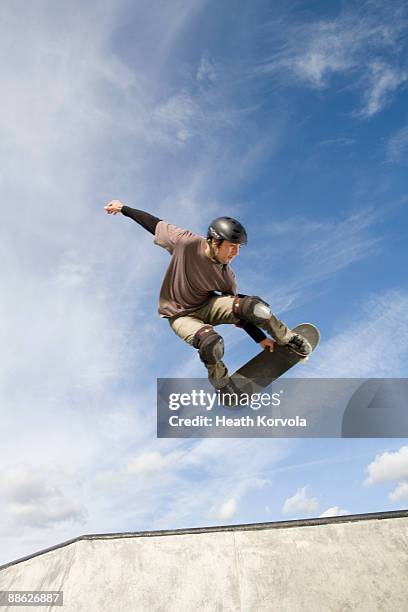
169 296 291 388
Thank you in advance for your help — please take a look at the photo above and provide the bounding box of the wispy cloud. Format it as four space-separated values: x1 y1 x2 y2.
307 290 408 377
318 137 355 147
300 210 382 281
86 437 291 534
239 208 384 315
257 3 407 116
148 89 234 148
386 125 408 164
0 0 249 564
152 91 202 144
197 53 217 85
358 61 407 118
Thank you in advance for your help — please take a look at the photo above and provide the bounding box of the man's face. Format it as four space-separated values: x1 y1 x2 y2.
213 239 242 264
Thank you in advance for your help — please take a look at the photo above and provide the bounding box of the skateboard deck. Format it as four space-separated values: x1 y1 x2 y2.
231 323 320 394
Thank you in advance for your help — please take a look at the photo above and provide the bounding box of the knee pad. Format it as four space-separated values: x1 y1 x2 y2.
192 326 224 365
233 295 271 326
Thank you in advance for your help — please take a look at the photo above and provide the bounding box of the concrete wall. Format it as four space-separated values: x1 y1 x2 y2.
0 512 407 612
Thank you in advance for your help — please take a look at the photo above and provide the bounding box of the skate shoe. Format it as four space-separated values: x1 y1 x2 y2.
286 333 312 357
218 379 244 408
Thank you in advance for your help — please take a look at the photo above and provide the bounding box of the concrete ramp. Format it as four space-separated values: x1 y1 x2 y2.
0 510 407 611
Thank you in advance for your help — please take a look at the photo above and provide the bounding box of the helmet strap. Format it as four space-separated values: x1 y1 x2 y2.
207 238 224 264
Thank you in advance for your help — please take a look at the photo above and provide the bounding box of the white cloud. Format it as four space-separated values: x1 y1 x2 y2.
364 446 408 485
363 446 408 505
389 482 408 502
209 477 268 522
0 464 87 529
125 450 188 478
7 500 86 529
213 497 238 521
319 506 349 518
282 486 319 516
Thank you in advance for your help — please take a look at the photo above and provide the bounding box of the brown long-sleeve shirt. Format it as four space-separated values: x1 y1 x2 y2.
154 221 237 318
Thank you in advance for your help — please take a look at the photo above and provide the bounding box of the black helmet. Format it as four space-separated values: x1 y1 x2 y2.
207 217 247 245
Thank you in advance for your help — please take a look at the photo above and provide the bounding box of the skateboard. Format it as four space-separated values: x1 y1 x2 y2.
231 323 320 394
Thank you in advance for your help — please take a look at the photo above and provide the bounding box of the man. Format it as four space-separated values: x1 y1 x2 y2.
104 200 312 396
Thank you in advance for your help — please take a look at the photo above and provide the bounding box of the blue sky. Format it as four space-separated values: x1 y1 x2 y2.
1 0 408 564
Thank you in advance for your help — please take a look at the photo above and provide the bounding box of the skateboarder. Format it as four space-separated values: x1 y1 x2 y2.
104 200 312 395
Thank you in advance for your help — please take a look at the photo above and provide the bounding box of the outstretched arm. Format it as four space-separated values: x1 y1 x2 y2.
105 200 196 254
104 200 161 235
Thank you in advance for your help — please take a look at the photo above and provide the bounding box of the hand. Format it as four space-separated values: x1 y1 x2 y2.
260 338 275 352
104 200 124 215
